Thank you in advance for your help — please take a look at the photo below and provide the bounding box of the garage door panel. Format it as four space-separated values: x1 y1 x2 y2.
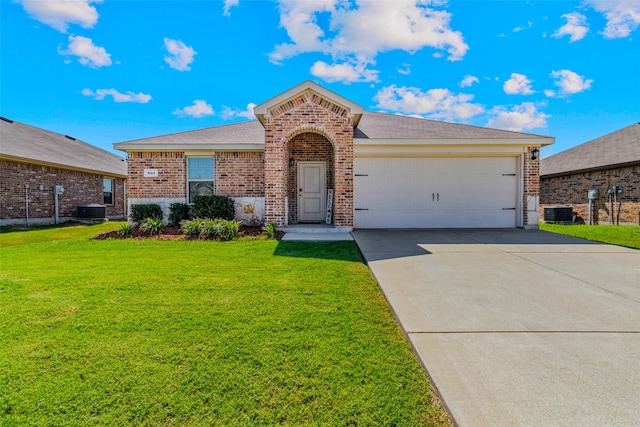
354 157 517 228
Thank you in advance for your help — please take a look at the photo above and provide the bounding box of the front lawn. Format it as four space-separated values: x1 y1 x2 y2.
0 224 449 426
540 223 640 249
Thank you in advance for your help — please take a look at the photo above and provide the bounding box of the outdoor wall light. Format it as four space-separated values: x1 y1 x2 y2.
289 158 295 167
531 148 540 161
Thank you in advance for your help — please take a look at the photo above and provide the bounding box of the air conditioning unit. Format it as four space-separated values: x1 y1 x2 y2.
544 206 573 222
77 204 106 219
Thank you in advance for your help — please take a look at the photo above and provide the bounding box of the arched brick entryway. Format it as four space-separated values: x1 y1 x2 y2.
286 131 334 224
261 89 356 228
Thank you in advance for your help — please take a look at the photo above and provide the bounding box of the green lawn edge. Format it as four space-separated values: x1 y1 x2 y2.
0 224 450 426
539 223 640 250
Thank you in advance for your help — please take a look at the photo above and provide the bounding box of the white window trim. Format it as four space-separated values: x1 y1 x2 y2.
103 177 115 206
186 156 215 203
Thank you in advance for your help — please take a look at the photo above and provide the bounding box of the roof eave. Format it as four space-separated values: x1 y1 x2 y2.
355 137 554 146
114 143 265 152
0 153 128 178
541 160 640 178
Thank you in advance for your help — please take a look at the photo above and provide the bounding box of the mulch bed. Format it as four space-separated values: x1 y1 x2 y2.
94 226 284 241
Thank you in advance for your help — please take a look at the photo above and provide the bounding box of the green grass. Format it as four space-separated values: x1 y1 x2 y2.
540 223 640 249
0 225 449 426
0 221 127 248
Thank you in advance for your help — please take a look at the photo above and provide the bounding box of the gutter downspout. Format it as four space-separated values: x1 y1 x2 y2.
25 184 30 226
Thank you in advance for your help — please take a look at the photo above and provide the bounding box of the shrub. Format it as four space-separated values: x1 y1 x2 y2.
181 218 204 237
168 203 190 226
217 219 241 241
190 195 235 221
180 218 241 240
130 204 163 224
118 223 133 237
139 218 164 236
199 219 224 238
262 222 278 239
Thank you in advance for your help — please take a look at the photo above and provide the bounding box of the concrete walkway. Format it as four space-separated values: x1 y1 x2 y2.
281 224 353 241
352 229 640 427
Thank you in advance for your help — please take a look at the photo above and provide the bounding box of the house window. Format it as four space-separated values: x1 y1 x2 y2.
103 178 114 205
188 157 214 202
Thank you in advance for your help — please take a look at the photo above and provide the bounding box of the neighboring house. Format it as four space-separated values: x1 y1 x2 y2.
114 81 553 229
0 117 127 225
540 122 640 225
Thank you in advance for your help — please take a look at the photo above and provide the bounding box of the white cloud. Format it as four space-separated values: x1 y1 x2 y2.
82 88 151 103
585 0 640 38
513 20 533 32
398 63 411 75
223 0 239 16
487 103 549 132
173 100 214 118
503 73 535 95
310 59 379 83
270 0 468 67
59 36 111 68
551 69 593 94
220 103 257 120
544 89 556 98
163 38 197 71
459 75 479 88
553 12 589 42
17 0 101 32
374 85 484 121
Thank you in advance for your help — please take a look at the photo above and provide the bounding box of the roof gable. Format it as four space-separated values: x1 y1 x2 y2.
253 81 364 127
541 122 640 177
0 118 127 177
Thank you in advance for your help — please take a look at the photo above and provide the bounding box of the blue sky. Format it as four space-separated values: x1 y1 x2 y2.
1 0 639 158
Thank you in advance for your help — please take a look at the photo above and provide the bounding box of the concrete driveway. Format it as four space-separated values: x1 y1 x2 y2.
352 229 640 427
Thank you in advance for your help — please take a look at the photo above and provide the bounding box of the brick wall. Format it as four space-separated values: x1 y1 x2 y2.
127 151 186 199
263 92 354 227
0 159 125 221
540 165 640 225
215 151 264 197
287 133 334 223
523 147 541 226
126 151 265 199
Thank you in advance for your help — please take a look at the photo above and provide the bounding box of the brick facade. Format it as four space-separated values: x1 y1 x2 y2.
127 151 186 199
126 150 265 199
0 159 125 222
215 151 264 197
541 165 640 225
263 92 355 227
523 146 541 226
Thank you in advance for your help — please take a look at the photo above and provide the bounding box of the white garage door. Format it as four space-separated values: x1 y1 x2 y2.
354 157 518 228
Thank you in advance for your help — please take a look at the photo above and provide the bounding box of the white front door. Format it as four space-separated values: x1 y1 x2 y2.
298 161 326 222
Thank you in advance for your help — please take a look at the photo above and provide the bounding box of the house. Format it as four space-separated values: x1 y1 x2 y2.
0 117 127 225
114 81 553 229
540 122 640 225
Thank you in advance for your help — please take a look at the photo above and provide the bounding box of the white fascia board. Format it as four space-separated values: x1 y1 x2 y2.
114 143 265 152
355 144 532 157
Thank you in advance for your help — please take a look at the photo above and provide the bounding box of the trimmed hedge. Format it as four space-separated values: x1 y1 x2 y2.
168 203 191 226
190 195 235 221
129 204 163 224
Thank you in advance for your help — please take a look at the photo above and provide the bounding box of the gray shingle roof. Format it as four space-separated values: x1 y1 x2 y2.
114 120 265 148
356 111 551 140
541 122 640 177
114 111 552 150
0 117 127 177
